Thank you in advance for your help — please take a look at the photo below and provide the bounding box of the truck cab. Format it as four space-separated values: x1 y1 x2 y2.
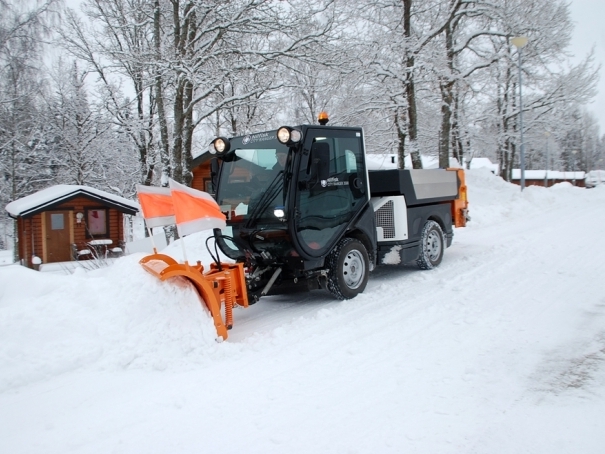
210 124 376 300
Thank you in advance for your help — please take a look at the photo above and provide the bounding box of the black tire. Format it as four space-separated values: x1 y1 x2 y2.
416 220 445 270
326 238 370 300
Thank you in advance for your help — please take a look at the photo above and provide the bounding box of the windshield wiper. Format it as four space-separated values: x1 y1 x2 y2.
245 170 284 228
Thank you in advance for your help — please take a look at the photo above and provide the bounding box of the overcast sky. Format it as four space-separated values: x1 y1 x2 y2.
568 0 605 132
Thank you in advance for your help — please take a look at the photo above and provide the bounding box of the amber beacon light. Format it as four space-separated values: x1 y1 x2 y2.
318 111 329 125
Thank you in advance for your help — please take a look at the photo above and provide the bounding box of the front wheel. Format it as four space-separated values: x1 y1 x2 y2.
416 220 445 270
326 238 370 300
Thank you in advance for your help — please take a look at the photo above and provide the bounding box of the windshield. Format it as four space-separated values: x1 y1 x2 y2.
216 133 290 227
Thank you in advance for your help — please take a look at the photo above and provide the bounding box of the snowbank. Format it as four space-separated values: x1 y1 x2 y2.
0 253 221 392
1 170 603 393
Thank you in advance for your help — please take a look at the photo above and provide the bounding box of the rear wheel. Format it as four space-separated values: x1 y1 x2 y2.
326 238 369 300
416 220 444 270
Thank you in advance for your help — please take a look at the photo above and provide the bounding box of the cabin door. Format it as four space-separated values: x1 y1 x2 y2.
45 211 72 262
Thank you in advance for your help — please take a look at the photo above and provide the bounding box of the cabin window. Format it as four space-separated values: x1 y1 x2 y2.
86 209 108 236
50 213 64 230
204 178 213 193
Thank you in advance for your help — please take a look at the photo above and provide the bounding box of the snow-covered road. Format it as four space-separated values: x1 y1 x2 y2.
1 170 604 453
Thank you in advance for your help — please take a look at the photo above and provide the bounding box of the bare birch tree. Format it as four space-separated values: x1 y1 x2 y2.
61 0 158 186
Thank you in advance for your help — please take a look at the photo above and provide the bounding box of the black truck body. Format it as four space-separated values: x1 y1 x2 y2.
208 123 467 301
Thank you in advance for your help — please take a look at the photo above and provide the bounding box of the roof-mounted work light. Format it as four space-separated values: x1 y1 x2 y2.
276 127 302 145
209 137 230 155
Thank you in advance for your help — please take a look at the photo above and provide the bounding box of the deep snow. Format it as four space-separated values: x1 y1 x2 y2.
1 169 605 453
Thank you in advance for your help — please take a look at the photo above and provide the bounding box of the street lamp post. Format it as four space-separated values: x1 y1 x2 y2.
544 131 550 187
511 36 528 191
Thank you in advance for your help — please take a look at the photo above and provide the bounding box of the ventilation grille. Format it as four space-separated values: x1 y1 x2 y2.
375 200 395 239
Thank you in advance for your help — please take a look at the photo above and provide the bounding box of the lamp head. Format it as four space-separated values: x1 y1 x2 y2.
510 36 528 49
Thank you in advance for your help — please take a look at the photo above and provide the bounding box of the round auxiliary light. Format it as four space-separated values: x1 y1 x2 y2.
290 129 302 143
214 138 227 153
210 137 230 154
277 127 291 144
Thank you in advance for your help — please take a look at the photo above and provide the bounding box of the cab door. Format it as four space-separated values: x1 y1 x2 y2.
293 128 368 258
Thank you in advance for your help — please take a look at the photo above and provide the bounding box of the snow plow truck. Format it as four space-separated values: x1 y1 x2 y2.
141 113 468 340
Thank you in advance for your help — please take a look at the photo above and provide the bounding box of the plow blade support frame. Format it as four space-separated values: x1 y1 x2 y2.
140 253 248 341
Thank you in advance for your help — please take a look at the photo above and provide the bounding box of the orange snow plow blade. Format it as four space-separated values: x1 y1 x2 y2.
448 168 469 228
140 253 249 341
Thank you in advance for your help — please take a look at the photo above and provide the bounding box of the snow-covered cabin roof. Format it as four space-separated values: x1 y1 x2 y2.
5 185 140 218
511 170 585 180
191 150 213 168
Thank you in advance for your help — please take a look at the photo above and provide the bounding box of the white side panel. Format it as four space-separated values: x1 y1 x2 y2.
371 196 408 242
409 169 458 199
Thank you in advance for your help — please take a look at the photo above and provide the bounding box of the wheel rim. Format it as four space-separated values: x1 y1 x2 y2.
342 249 366 289
425 229 442 262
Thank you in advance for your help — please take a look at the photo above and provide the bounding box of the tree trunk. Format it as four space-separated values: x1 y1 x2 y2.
134 72 154 186
10 137 18 262
404 0 422 169
395 111 406 169
439 81 454 168
171 80 184 183
451 92 464 166
183 79 195 187
154 0 170 185
182 5 197 187
439 18 455 169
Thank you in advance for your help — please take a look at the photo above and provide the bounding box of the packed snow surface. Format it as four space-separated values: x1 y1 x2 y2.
1 170 605 453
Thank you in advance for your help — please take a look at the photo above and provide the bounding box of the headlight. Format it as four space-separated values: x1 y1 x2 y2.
273 207 285 219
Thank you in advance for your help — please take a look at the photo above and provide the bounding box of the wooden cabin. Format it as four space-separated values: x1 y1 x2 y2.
5 185 139 268
191 152 214 193
511 170 586 188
